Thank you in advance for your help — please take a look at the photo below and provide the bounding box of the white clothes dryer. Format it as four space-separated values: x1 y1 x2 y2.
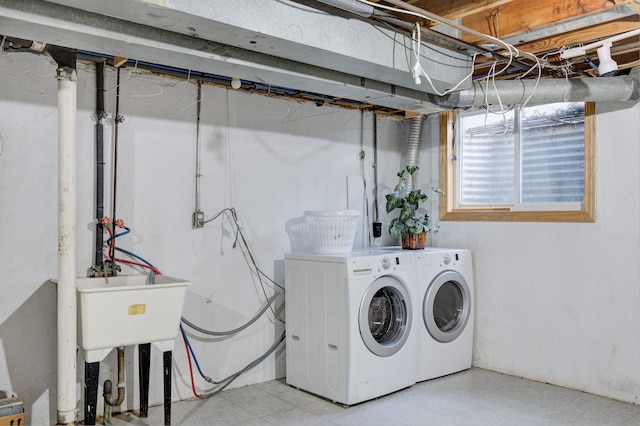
414 248 474 382
285 248 417 405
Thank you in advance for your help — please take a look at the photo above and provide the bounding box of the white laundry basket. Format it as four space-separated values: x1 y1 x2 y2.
304 210 360 254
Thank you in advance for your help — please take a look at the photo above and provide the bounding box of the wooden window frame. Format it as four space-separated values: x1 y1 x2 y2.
439 102 595 223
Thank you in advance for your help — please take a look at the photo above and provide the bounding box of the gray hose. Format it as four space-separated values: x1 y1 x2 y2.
181 289 283 336
197 330 286 399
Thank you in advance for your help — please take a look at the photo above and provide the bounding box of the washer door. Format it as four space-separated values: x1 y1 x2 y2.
424 270 471 343
359 276 412 357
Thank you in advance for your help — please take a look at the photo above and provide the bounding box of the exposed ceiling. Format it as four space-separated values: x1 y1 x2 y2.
0 0 639 114
372 0 640 79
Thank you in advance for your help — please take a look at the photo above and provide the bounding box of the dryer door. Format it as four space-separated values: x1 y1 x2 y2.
424 270 471 343
359 276 412 357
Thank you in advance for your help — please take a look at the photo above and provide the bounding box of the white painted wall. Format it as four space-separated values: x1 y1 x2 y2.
0 53 407 424
426 102 640 404
2 51 637 425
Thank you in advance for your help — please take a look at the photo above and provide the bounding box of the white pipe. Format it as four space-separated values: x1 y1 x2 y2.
560 29 640 59
56 66 78 425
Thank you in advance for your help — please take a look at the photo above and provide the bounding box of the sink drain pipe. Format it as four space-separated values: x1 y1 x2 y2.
102 347 126 425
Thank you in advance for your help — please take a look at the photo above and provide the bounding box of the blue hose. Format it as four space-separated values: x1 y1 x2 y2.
180 324 208 381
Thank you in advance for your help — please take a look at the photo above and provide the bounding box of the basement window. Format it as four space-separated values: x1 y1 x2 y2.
439 102 595 222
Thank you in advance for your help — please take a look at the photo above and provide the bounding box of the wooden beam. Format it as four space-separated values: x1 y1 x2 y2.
460 0 636 42
404 0 516 20
113 56 128 68
513 16 640 54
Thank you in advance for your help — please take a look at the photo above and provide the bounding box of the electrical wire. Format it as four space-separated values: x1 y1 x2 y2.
357 0 544 80
410 22 477 95
203 207 285 313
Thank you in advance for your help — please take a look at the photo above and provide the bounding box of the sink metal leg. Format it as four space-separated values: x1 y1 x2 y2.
163 350 172 425
138 343 151 418
84 361 100 425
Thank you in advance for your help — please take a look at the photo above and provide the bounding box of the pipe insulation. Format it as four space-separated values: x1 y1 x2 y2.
56 65 78 425
431 67 640 109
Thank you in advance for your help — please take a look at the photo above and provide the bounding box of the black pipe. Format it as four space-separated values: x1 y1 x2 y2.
94 60 105 271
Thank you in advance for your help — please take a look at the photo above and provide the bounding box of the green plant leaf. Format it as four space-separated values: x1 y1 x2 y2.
398 205 415 223
405 190 427 208
406 165 418 176
385 193 404 213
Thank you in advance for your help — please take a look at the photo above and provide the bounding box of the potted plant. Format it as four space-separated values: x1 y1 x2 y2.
385 166 443 249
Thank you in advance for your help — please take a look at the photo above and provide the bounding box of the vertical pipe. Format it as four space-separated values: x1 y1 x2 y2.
195 80 202 212
111 68 122 262
94 61 105 272
56 66 78 425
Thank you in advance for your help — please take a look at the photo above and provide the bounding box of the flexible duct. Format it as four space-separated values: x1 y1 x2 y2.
431 67 640 109
403 115 423 190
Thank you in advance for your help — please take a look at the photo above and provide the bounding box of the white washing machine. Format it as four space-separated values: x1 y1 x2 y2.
414 248 474 382
285 248 417 405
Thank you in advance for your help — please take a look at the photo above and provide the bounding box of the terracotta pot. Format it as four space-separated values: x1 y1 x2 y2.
401 232 426 250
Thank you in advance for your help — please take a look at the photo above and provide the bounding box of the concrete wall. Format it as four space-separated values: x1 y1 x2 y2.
426 102 640 405
1 50 638 425
0 52 407 424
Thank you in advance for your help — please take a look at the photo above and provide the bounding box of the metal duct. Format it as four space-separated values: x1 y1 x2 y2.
315 0 374 17
403 116 423 190
430 67 640 108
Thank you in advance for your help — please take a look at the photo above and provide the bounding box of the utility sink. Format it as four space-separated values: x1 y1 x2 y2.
76 274 189 362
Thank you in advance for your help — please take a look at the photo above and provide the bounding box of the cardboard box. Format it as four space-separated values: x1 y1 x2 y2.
0 412 25 426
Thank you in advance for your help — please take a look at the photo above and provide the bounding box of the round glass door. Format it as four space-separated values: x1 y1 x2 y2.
359 276 412 357
424 270 470 343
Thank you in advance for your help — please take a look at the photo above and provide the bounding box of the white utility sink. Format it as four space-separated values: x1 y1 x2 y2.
76 274 189 362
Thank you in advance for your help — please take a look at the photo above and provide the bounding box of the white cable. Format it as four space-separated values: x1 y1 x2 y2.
357 0 520 58
357 0 542 81
410 22 477 95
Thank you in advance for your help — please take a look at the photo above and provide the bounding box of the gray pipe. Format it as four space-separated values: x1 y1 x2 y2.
431 67 640 108
103 347 126 425
403 115 423 190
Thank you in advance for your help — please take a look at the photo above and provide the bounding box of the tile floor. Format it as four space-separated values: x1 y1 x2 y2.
110 368 639 425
